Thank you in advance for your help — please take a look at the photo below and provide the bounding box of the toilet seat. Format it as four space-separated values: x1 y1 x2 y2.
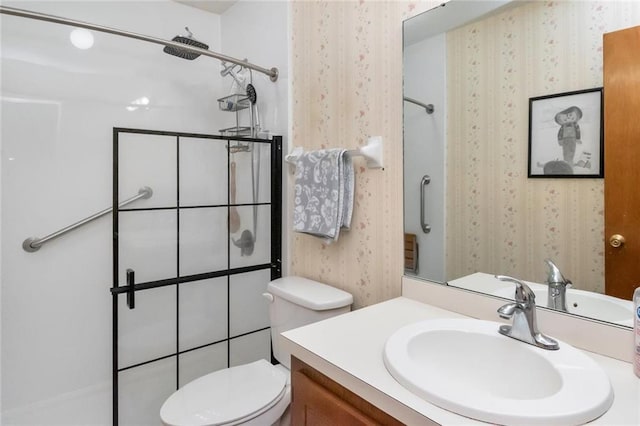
160 359 288 426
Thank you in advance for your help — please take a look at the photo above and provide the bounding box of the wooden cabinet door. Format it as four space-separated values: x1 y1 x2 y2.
290 357 406 426
292 370 380 426
604 25 640 299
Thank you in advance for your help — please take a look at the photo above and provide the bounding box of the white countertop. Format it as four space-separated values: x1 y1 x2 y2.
281 297 640 425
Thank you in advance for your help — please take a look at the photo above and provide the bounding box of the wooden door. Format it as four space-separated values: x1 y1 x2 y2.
604 25 640 299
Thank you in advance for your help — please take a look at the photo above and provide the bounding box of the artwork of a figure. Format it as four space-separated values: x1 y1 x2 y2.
529 88 602 177
555 106 582 164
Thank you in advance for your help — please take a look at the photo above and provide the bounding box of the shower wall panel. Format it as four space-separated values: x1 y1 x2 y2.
229 329 271 368
118 357 176 426
178 277 228 352
179 208 229 274
229 270 271 337
179 138 229 206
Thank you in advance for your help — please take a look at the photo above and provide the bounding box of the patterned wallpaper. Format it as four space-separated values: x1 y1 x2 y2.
289 1 437 308
290 0 640 306
446 1 640 292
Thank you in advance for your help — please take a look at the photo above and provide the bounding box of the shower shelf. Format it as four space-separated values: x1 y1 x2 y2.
219 125 252 136
217 93 250 112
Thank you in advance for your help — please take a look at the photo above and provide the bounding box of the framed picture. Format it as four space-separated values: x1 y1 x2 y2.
528 88 603 178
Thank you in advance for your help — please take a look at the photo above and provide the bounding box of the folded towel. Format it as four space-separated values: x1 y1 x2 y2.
293 149 354 243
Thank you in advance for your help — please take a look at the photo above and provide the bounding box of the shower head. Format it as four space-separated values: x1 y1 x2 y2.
163 27 209 60
246 84 257 104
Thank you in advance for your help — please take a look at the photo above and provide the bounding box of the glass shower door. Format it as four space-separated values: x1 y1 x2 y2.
110 128 281 425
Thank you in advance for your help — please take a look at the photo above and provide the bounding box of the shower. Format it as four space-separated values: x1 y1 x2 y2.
0 3 285 426
157 20 266 257
216 58 264 258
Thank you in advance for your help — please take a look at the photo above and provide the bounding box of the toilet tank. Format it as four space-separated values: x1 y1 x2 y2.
266 276 353 369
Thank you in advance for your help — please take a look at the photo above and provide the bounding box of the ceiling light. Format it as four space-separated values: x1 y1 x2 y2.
70 28 94 50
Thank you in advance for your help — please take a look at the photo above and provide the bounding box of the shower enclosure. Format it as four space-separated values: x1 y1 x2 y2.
112 128 281 425
1 2 285 425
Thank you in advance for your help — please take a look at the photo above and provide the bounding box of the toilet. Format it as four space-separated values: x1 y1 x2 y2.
160 276 353 426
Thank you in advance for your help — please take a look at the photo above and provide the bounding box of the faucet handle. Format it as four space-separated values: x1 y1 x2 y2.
544 259 569 285
495 275 536 304
495 275 560 350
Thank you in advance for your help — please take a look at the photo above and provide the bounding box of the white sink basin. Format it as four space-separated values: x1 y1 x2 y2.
492 285 634 326
384 319 613 425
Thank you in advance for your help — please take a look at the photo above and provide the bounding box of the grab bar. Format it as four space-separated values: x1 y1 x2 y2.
22 186 153 253
420 175 431 234
404 97 435 114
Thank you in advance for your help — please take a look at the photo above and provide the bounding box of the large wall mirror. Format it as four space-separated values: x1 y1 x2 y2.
403 0 640 327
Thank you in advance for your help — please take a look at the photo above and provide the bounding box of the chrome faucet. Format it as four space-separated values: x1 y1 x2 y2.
495 275 559 350
544 259 572 312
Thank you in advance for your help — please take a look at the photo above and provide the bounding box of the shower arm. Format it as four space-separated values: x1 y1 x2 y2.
0 5 279 82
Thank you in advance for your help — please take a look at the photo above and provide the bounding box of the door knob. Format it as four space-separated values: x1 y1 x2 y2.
609 234 626 248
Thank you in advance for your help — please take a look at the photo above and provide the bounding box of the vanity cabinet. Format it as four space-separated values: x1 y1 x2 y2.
291 357 404 426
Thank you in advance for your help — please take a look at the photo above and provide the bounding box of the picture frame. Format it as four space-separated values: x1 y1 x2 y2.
528 87 603 178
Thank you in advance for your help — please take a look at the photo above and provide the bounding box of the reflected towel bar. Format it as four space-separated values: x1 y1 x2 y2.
404 96 435 114
23 186 153 253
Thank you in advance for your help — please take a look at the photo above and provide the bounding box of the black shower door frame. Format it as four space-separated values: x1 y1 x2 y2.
109 128 282 425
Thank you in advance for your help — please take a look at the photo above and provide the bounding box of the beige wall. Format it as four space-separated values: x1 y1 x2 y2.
446 1 640 293
289 0 640 306
289 1 436 308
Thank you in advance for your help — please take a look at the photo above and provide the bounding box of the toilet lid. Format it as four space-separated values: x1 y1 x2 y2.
160 359 288 426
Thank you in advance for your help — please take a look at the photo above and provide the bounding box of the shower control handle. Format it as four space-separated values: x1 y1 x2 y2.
420 175 431 234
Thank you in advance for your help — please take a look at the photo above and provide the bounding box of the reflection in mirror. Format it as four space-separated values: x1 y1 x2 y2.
403 0 640 325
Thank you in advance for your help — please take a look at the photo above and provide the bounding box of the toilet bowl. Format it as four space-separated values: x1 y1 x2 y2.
160 360 290 426
160 276 353 426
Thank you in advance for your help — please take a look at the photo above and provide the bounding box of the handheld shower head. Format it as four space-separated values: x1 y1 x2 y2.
246 84 257 104
163 27 209 60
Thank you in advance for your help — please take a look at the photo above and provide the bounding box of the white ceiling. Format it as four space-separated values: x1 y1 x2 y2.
404 0 513 46
174 0 237 15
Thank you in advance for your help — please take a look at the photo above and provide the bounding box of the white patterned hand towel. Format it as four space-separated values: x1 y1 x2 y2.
293 149 354 243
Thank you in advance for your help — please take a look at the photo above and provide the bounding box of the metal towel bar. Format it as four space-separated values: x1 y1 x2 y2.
285 136 384 169
22 186 153 253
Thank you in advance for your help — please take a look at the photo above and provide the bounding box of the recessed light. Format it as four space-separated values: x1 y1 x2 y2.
70 28 94 50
